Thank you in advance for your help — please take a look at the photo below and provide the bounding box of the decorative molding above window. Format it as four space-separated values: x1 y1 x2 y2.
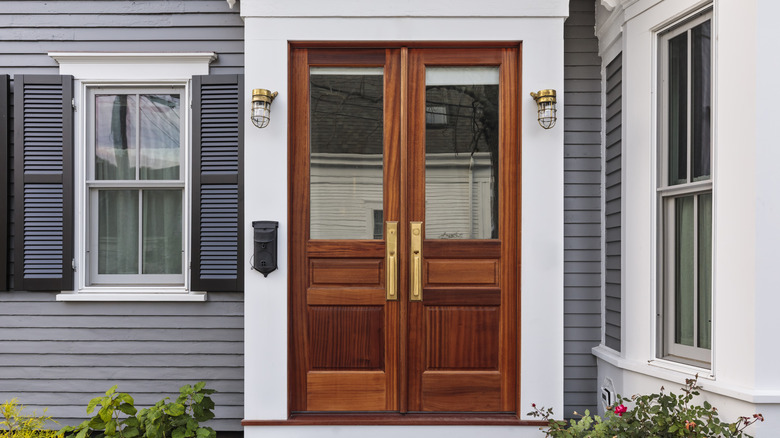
49 52 217 80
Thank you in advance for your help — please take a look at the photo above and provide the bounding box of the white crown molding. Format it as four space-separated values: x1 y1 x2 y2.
48 52 218 80
601 0 619 11
49 52 217 65
240 0 569 18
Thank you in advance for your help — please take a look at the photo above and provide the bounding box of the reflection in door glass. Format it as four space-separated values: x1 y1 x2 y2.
425 67 499 239
310 68 384 239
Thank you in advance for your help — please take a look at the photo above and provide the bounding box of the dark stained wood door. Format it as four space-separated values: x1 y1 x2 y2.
290 45 519 415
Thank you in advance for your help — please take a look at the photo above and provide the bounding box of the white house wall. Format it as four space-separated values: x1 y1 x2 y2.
594 0 780 434
242 0 567 435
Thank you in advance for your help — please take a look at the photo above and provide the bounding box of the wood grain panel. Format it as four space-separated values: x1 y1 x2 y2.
423 289 500 306
307 240 384 258
310 259 383 286
425 306 499 369
423 240 500 258
307 49 386 66
307 371 387 411
309 306 384 369
421 372 501 412
307 288 386 305
426 260 498 285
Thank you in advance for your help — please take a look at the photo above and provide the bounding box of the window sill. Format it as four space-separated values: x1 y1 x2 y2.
592 345 780 404
56 291 207 302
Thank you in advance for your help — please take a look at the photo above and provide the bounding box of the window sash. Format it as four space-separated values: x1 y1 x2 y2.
85 86 187 288
662 191 712 365
658 10 713 367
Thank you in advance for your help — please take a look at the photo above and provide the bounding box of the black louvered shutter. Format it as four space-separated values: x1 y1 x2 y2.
13 75 74 291
0 75 8 289
191 75 244 292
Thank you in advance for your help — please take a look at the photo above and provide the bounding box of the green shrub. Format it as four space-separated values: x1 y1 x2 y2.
529 376 764 437
58 382 216 438
0 398 59 438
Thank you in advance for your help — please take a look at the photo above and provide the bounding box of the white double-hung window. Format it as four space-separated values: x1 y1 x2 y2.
658 10 713 367
87 87 185 286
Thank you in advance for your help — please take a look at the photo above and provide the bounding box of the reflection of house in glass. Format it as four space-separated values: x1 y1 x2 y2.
309 68 499 240
94 93 181 180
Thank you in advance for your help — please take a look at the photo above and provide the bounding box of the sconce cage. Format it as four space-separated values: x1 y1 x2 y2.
251 89 278 128
530 89 557 129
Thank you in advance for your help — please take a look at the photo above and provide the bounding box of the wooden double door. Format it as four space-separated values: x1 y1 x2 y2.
290 45 520 414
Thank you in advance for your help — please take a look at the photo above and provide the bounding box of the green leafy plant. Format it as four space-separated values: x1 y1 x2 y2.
1 398 59 438
58 382 216 438
529 376 764 437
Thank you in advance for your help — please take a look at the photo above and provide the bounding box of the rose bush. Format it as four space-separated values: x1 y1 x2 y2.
529 375 763 437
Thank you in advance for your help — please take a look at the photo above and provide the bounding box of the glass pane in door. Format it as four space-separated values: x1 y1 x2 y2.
310 67 384 240
424 67 499 239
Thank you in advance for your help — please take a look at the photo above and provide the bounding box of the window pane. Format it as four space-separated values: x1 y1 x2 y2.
95 95 137 180
425 67 499 239
98 190 139 274
142 190 183 274
140 94 181 180
309 68 384 240
698 193 712 349
668 33 688 186
674 196 695 346
692 20 712 181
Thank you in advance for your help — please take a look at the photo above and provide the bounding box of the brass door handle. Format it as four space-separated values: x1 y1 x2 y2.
410 221 422 301
386 221 398 301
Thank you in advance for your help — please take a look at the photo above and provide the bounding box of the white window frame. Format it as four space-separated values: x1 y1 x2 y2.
86 86 187 287
50 52 216 302
657 10 714 367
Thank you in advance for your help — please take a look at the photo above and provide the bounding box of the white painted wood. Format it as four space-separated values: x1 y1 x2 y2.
242 0 567 426
241 0 569 18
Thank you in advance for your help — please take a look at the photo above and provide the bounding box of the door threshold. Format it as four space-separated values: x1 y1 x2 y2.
242 412 546 426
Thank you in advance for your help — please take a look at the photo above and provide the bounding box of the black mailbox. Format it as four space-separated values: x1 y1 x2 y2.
251 221 278 277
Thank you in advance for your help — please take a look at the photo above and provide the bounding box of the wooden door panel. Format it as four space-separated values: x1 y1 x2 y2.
307 371 388 411
308 306 385 369
421 372 502 411
310 258 384 286
425 306 500 369
426 259 499 285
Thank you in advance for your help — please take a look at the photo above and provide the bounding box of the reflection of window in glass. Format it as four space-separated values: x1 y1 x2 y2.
426 105 448 128
424 67 499 240
89 89 185 285
309 67 384 240
372 210 384 240
659 12 712 367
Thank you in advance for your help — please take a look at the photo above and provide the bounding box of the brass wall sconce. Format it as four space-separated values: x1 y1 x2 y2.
251 89 278 128
530 89 557 129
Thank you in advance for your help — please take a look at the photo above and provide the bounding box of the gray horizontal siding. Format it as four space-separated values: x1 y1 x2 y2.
604 53 623 352
0 292 244 431
0 1 244 432
563 0 602 419
0 0 244 76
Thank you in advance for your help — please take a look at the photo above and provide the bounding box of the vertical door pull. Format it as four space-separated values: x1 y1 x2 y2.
410 221 423 301
386 221 398 301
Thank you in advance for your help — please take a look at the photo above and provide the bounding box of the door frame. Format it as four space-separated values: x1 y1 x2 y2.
287 41 525 424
